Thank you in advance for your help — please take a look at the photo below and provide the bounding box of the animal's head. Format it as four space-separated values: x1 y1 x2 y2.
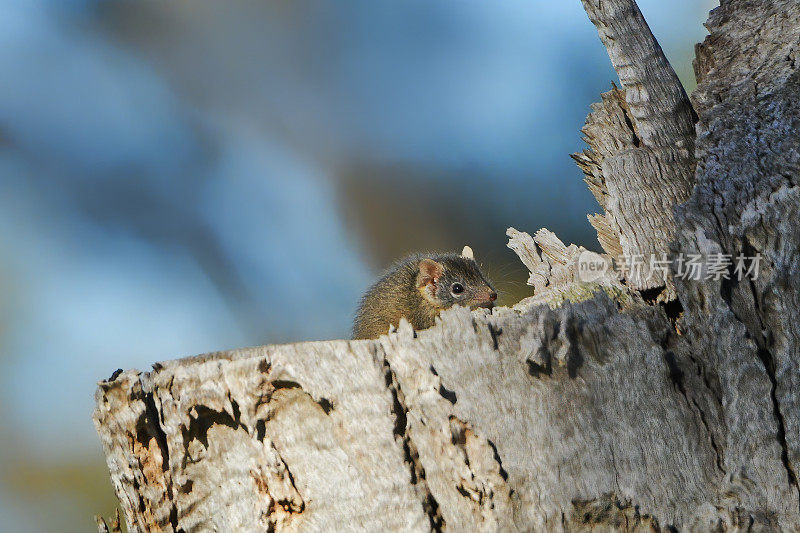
416 246 497 310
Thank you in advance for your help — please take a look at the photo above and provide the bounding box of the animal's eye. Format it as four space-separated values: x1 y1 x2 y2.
451 282 464 294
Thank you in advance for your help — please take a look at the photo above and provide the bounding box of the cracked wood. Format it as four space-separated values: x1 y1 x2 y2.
94 0 800 530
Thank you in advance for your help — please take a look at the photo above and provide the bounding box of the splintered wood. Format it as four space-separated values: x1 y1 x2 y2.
95 1 800 530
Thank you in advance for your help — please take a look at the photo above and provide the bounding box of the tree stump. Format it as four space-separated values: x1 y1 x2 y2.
94 0 800 530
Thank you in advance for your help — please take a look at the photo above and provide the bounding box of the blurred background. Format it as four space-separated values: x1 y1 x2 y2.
0 0 715 530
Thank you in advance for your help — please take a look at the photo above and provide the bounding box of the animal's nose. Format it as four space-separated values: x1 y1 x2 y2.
489 291 497 301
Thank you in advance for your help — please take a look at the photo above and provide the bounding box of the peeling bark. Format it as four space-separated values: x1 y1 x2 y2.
95 0 800 531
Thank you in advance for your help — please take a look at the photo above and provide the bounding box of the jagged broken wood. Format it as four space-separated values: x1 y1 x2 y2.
95 0 800 531
573 0 697 298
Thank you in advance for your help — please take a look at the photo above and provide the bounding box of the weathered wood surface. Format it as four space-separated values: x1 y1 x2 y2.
94 0 800 530
672 0 800 523
573 0 697 296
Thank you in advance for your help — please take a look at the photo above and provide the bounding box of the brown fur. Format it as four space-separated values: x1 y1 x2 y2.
353 252 495 339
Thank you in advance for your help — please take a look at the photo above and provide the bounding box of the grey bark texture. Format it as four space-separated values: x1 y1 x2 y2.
572 0 697 296
94 0 800 531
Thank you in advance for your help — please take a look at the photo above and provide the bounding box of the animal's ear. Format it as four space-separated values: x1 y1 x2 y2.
417 258 444 288
461 245 474 260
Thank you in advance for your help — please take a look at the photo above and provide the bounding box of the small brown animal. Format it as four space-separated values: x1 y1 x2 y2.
353 246 497 339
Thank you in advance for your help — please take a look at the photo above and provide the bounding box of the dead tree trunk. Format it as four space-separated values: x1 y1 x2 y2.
94 0 800 530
